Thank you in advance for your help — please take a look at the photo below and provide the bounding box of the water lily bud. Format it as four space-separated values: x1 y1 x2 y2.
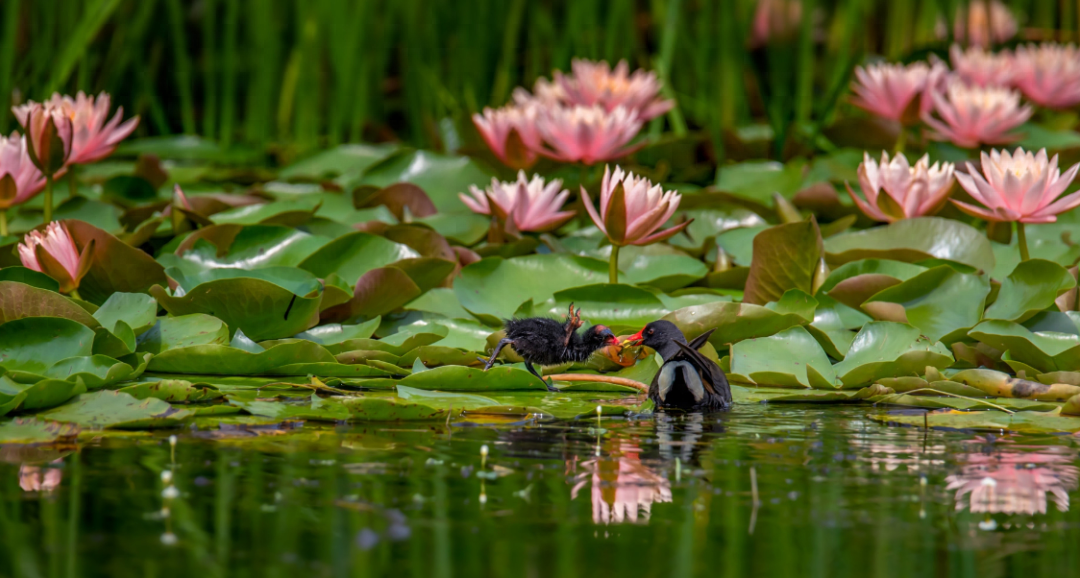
812 257 829 295
17 103 72 178
714 246 732 273
772 192 801 224
17 222 93 295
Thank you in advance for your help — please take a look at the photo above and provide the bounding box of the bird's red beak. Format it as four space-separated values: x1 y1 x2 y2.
624 328 645 345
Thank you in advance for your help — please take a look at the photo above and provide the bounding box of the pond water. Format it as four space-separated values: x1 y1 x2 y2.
3 401 1079 578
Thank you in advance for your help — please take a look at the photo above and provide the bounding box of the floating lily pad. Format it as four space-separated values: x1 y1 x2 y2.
279 143 397 183
37 390 192 429
397 365 546 391
729 326 838 389
743 219 823 305
825 217 995 273
298 232 420 286
969 319 1080 373
0 281 100 327
136 314 230 354
0 376 86 412
454 254 611 323
831 321 954 387
359 149 493 213
869 408 1080 435
44 354 150 389
117 380 224 402
0 267 59 292
146 341 337 375
984 259 1075 323
0 419 80 445
663 289 817 347
0 317 95 375
861 265 990 343
152 268 322 341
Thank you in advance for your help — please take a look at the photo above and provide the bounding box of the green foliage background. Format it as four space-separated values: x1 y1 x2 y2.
2 0 1072 156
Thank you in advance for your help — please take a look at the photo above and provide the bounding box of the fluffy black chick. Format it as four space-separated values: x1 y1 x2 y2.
628 320 732 411
481 304 617 391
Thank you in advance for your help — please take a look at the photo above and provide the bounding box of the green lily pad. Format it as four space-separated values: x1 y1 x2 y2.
117 380 224 402
620 254 709 291
0 376 87 412
0 419 80 445
210 199 321 227
169 225 332 271
359 149 493 213
969 319 1080 373
729 326 838 388
279 143 398 184
152 268 322 341
831 321 954 387
663 289 817 347
146 340 337 375
291 318 382 344
298 232 420 286
0 281 101 327
454 255 612 324
136 314 230 354
825 217 995 274
546 284 669 328
37 390 192 429
92 292 158 335
0 267 59 291
984 259 1076 323
869 408 1080 435
861 265 990 343
44 354 150 389
732 383 892 403
417 213 490 245
744 219 823 305
404 288 473 320
397 365 546 391
0 317 95 375
715 160 807 202
395 385 501 409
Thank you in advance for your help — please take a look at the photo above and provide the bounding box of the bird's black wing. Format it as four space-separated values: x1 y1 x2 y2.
686 328 716 351
672 339 731 402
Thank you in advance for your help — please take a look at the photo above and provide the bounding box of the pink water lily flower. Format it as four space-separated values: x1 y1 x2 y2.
582 166 690 283
460 171 576 233
950 45 1016 87
750 0 803 48
953 148 1080 224
952 0 1017 48
25 91 140 166
1013 44 1080 110
12 101 72 178
536 105 643 165
472 102 543 169
553 59 674 121
18 221 94 295
851 62 934 124
846 152 956 222
0 132 46 208
923 81 1032 148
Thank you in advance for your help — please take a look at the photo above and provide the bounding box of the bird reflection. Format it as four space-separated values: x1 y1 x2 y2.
569 441 671 525
19 460 63 493
654 411 724 464
946 439 1079 515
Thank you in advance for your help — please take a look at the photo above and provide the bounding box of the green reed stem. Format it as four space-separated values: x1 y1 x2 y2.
1017 221 1030 262
43 175 53 224
609 244 620 284
0 209 7 237
69 288 82 301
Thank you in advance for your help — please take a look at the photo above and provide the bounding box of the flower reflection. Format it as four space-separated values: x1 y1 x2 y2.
946 442 1079 515
19 460 63 493
570 442 671 525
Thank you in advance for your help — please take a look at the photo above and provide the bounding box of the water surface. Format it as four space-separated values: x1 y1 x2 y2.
3 402 1080 578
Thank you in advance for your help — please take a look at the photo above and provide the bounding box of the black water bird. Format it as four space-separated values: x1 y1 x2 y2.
627 320 732 411
481 304 617 391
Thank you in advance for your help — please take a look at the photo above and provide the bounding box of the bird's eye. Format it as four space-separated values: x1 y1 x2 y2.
647 329 654 335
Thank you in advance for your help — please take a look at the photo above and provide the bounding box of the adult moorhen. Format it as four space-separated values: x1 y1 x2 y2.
481 304 618 391
627 320 732 411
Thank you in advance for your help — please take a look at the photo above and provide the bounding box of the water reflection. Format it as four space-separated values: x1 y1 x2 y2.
570 441 672 524
947 438 1080 515
18 460 63 493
